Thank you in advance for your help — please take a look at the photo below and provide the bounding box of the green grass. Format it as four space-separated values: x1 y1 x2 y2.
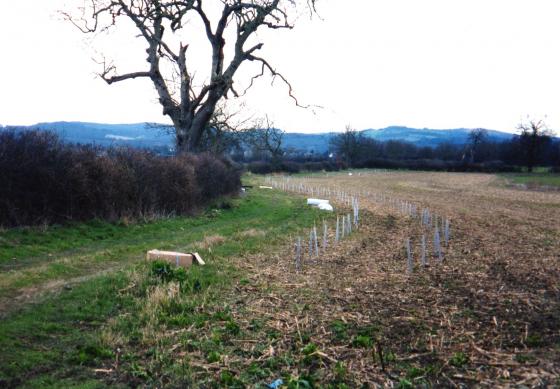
0 273 131 388
0 188 326 302
502 172 560 188
0 186 330 388
291 168 390 178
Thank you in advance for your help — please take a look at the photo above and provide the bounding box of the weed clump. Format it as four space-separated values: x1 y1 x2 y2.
150 261 188 283
449 351 469 368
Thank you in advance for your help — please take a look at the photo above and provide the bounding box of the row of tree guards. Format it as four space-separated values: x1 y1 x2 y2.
294 208 360 272
265 175 452 274
406 207 451 273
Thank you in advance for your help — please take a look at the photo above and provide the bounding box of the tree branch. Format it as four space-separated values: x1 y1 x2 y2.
245 54 307 108
103 71 153 84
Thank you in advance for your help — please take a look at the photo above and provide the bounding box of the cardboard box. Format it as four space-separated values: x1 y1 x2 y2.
146 250 193 268
192 252 205 265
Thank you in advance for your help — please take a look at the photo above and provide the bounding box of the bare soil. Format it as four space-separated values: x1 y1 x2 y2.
221 172 560 386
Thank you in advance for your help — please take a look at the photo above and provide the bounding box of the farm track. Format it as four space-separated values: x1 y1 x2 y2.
217 172 560 386
0 267 120 320
0 246 142 318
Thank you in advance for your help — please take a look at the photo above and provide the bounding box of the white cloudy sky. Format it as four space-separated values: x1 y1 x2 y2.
0 0 559 133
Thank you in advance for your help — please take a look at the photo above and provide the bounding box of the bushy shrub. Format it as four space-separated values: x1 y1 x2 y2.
0 130 241 227
279 161 301 174
247 161 274 175
356 157 520 173
322 161 344 171
302 162 324 172
247 159 342 174
192 153 240 201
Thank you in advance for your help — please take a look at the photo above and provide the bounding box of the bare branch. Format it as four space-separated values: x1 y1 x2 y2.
94 57 152 84
103 70 152 84
245 54 308 108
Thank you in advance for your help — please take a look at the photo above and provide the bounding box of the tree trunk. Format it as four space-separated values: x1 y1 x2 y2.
175 125 188 153
174 114 213 154
174 92 221 154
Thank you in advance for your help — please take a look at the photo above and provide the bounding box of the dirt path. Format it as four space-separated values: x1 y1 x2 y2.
0 266 120 319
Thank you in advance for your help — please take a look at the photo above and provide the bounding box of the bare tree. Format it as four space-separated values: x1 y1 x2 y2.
329 125 362 166
517 119 552 172
245 116 284 167
65 0 317 153
466 128 488 163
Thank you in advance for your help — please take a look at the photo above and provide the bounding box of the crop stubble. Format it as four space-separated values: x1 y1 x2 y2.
230 172 560 386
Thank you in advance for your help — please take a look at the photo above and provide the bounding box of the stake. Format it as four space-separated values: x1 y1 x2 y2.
421 235 426 267
309 231 313 260
434 228 442 262
322 220 328 252
406 238 413 274
313 224 319 257
295 237 302 272
335 216 340 243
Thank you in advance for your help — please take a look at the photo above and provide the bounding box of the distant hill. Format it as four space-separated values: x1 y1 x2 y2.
282 132 336 154
283 126 514 153
362 126 512 147
2 121 516 153
4 121 174 150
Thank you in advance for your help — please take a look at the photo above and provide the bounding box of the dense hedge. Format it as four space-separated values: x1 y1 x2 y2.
0 130 241 227
354 158 522 172
246 157 521 174
247 160 344 174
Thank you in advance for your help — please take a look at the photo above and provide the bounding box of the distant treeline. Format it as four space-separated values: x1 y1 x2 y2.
244 127 560 174
0 130 240 227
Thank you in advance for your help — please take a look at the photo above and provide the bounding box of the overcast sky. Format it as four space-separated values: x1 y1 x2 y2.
1 0 559 133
